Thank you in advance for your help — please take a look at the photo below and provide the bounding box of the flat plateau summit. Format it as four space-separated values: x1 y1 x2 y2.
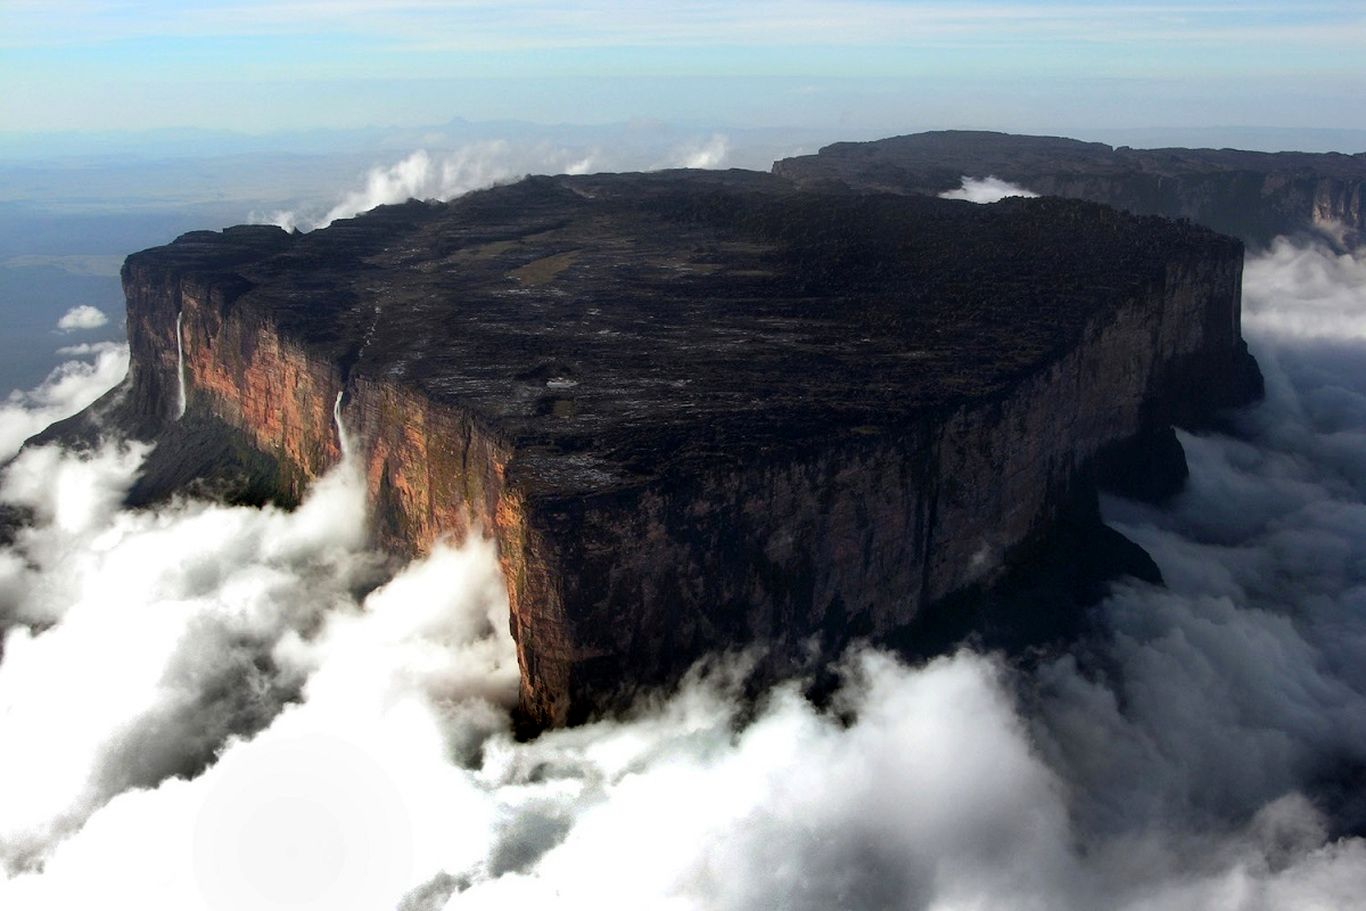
776 130 1365 248
54 144 1274 727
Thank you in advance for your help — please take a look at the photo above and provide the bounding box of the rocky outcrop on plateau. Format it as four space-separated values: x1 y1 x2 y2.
52 169 1260 728
773 131 1366 249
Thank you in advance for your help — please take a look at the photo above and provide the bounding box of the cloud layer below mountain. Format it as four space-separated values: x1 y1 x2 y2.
0 239 1363 909
0 342 128 462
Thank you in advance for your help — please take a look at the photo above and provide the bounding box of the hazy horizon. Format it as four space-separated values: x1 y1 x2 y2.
3 119 1365 164
4 1 1364 138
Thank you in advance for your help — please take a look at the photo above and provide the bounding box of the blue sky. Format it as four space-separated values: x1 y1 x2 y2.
2 1 1364 134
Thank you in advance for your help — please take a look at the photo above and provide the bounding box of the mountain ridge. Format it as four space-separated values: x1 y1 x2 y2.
774 130 1366 248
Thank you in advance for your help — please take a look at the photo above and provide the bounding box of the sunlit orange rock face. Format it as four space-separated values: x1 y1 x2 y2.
122 248 566 723
179 288 342 498
107 173 1261 729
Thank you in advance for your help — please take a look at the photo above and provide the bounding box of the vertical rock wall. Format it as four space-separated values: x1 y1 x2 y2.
117 223 1254 730
508 251 1250 725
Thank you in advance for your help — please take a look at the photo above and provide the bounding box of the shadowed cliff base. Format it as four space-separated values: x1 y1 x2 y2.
34 403 295 511
564 428 1186 737
887 428 1190 664
46 167 1262 728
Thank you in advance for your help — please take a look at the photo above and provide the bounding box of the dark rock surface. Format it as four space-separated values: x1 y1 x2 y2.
774 130 1366 248
57 168 1260 728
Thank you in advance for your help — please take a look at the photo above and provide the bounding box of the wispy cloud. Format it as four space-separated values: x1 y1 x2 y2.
5 1 1363 50
664 133 729 169
939 175 1038 203
255 133 729 231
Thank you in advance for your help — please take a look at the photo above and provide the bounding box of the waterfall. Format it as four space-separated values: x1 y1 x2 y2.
175 311 187 419
333 391 351 462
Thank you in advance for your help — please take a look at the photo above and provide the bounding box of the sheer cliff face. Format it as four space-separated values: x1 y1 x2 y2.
1019 171 1362 249
773 131 1366 249
514 255 1250 725
107 174 1258 728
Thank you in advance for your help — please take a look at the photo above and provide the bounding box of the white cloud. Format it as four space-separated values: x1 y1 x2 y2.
666 133 730 170
260 141 590 230
1241 237 1366 340
0 343 128 461
1 240 1366 909
55 305 109 332
0 436 513 908
323 148 443 226
0 442 378 866
54 341 124 358
258 135 732 231
939 175 1039 203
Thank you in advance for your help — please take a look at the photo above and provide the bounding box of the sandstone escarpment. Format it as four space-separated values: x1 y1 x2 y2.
773 131 1366 249
88 171 1258 728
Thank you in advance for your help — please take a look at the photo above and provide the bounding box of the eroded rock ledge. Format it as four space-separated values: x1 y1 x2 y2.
66 170 1259 727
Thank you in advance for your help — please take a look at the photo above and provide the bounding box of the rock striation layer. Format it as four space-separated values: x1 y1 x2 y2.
774 131 1366 249
73 170 1258 728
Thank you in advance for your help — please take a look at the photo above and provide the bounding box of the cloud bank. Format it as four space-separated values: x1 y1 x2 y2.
939 175 1040 203
0 239 1364 909
0 342 128 462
